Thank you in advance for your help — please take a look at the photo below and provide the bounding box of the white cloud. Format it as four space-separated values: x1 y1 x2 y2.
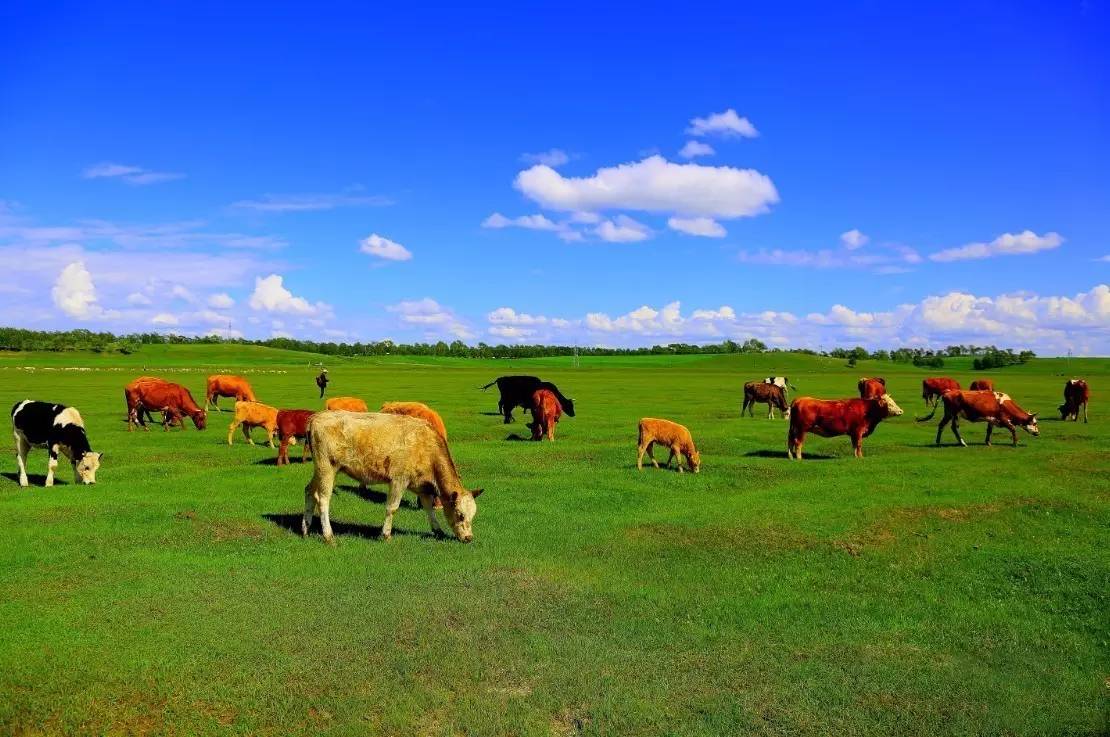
151 313 180 327
515 155 778 220
230 192 392 212
686 109 759 138
248 275 328 316
207 327 244 339
489 325 535 340
481 213 560 231
678 141 715 159
52 262 101 318
208 293 234 309
595 215 652 243
126 291 152 306
929 230 1064 262
520 149 571 167
170 285 195 303
738 242 921 272
82 162 184 185
387 298 474 339
488 307 547 325
840 229 869 250
668 216 726 238
359 233 413 261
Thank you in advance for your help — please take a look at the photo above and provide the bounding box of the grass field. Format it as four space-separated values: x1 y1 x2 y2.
0 346 1106 736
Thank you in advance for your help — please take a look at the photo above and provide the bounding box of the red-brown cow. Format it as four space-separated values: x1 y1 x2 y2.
275 409 315 465
922 377 960 407
206 374 257 412
742 381 789 419
857 377 887 399
529 389 563 441
125 377 207 431
1060 379 1090 423
969 379 994 392
918 390 1039 446
787 394 904 460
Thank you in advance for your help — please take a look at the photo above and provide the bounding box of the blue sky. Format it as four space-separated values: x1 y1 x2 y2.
1 2 1107 353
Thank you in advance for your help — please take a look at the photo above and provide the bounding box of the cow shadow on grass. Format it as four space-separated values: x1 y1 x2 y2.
504 433 536 442
263 513 435 540
252 456 313 466
1 472 61 486
743 450 837 461
338 483 422 509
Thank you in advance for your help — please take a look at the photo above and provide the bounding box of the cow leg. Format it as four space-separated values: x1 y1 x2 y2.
45 445 59 487
636 441 647 470
788 430 804 460
1001 419 1018 446
646 441 660 469
852 431 864 458
766 402 774 420
984 423 994 447
381 479 406 540
244 424 255 445
226 420 238 446
670 445 686 473
950 416 967 447
547 419 556 441
278 437 289 465
14 432 30 487
311 467 336 542
302 436 311 463
419 491 445 538
266 425 276 449
1083 401 1088 423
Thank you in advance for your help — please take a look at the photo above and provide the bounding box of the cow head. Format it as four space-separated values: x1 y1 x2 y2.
74 451 102 485
878 394 904 417
443 488 482 543
562 397 576 417
191 409 208 430
1024 413 1040 436
687 448 701 474
1058 403 1073 420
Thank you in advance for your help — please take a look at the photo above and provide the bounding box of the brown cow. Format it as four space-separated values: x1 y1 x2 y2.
787 394 904 460
276 409 315 465
325 396 368 412
227 401 279 447
125 378 207 431
857 377 887 400
379 401 447 440
742 381 790 419
969 379 994 392
922 377 960 407
1060 379 1090 423
206 374 256 412
637 418 700 473
919 390 1039 446
529 389 562 441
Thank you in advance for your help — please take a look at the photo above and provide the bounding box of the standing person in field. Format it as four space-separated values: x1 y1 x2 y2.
315 369 329 398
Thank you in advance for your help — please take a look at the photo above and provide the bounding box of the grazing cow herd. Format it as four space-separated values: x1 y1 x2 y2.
7 366 1094 542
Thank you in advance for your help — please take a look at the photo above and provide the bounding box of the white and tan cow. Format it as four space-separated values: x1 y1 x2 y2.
11 400 101 487
304 411 483 543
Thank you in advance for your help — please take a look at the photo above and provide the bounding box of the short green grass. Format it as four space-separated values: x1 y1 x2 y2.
0 346 1106 736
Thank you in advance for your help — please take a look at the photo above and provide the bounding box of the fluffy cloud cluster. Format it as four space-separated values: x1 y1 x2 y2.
248 274 329 316
387 298 473 339
678 141 715 159
840 229 869 250
686 109 759 138
929 230 1063 262
359 233 413 261
668 216 726 238
52 262 104 319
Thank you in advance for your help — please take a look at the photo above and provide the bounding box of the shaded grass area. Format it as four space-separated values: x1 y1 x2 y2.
0 347 1107 735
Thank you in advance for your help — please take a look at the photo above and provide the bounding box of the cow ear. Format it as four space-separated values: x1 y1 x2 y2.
1030 412 1039 418
471 488 484 498
97 452 105 462
444 490 459 505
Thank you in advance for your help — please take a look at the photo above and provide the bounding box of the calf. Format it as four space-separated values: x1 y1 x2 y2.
529 389 562 441
637 418 700 473
1060 379 1090 423
480 376 575 424
276 409 315 465
969 379 994 392
787 394 904 460
922 377 960 408
325 396 368 412
205 374 257 412
227 400 280 447
11 400 102 487
857 377 887 400
919 390 1039 446
379 401 447 440
125 377 207 431
742 381 789 419
304 411 483 542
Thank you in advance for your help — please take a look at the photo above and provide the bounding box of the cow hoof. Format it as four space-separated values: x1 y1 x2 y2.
959 441 967 447
323 535 336 546
433 529 446 540
381 533 392 542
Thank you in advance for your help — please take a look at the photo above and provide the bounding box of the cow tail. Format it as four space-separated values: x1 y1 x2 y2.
479 380 497 390
916 404 941 423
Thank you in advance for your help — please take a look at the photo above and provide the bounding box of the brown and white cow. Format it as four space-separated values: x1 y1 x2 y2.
857 377 887 400
529 389 562 441
325 396 368 413
304 411 482 542
125 377 207 431
918 390 1039 447
969 379 994 392
742 381 790 419
275 409 315 465
227 401 280 447
1059 379 1090 423
922 377 961 407
787 394 904 460
205 374 256 412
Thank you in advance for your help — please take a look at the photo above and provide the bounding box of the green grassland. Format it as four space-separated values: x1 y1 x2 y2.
0 346 1106 736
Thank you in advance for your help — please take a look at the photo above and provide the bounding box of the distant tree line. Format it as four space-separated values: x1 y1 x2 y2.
0 328 1035 368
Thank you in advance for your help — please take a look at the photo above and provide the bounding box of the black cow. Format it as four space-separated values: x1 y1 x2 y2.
480 376 575 424
11 400 102 487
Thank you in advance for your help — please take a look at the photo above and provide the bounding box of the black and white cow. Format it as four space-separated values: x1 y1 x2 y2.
763 376 795 397
11 400 101 487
